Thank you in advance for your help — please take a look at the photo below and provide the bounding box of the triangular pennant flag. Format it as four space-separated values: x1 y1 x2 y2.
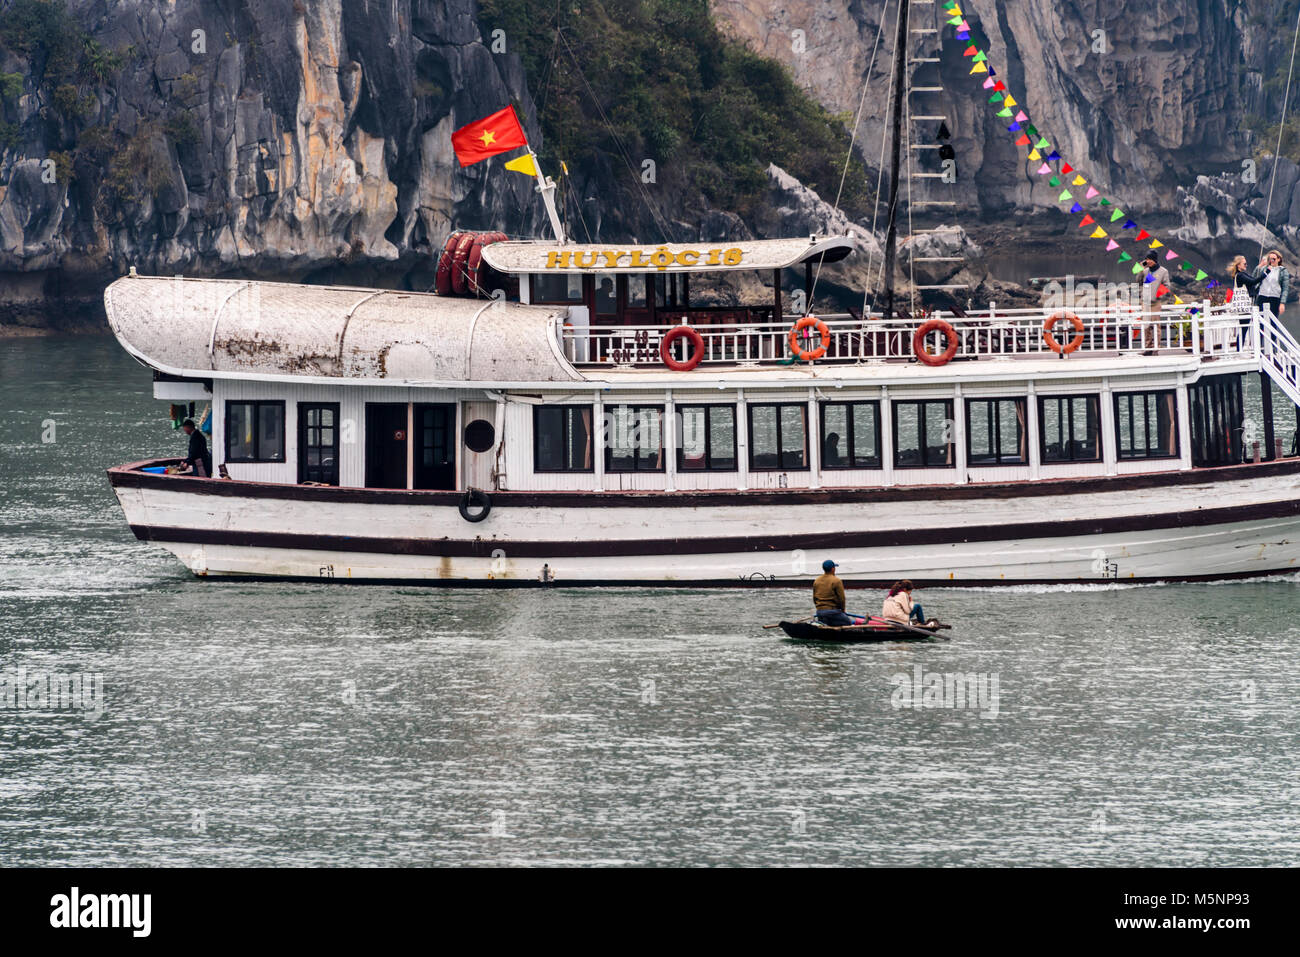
1149 239 1164 249
1004 95 1017 107
1099 198 1112 206
1048 176 1061 186
1122 220 1136 229
1133 263 1144 274
1085 186 1099 199
1106 240 1120 251
993 81 1006 92
503 152 539 177
1061 163 1074 174
989 92 1005 103
1017 135 1032 146
959 20 971 30
1014 111 1028 122
1118 252 1133 263
1079 215 1095 226
1156 283 1169 297
1028 148 1041 159
964 45 978 57
1024 124 1038 136
947 15 963 24
1035 138 1051 149
1071 175 1086 186
1046 150 1060 161
1207 279 1220 289
1195 269 1207 281
997 107 1013 117
1038 163 1052 174
1090 227 1107 239
972 51 988 63
1110 210 1124 221
1134 229 1150 241
1179 262 1192 271
957 31 970 40
1165 250 1178 261
1008 123 1021 132
1070 202 1083 213
982 77 995 89
1173 296 1184 304
971 61 988 74
1058 190 1073 201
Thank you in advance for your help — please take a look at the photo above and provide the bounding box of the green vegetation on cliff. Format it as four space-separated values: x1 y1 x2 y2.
478 0 874 225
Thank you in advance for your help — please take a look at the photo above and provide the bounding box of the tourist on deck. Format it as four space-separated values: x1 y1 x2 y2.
1140 253 1171 351
1254 249 1289 320
882 580 928 626
813 560 861 626
180 418 212 478
1228 255 1262 344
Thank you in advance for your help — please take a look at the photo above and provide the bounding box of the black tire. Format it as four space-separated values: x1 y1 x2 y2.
459 488 491 523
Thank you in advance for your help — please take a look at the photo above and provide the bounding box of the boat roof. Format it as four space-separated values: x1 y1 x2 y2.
103 275 583 384
480 236 859 275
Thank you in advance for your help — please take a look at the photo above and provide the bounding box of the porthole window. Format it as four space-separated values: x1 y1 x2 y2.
464 418 496 453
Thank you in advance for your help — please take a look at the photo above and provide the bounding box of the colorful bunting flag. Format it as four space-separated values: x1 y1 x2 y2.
1014 111 1027 122
1047 150 1060 161
1134 229 1150 241
1058 190 1073 201
1008 123 1021 132
1122 220 1136 229
982 77 995 89
1085 187 1099 199
1071 175 1087 186
1028 148 1041 159
1062 163 1074 174
1149 239 1163 249
1106 240 1120 251
1037 163 1052 174
1079 215 1095 226
971 61 988 74
1017 135 1032 146
1110 210 1124 222
1165 250 1178 260
997 107 1013 117
1195 269 1207 281
1090 227 1107 239
1070 202 1083 213
1099 198 1112 206
964 45 978 56
1048 176 1061 187
1118 252 1133 263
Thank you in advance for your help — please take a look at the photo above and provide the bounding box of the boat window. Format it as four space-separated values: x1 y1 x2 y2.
749 403 808 471
627 276 649 309
1115 390 1179 459
677 405 737 471
605 405 664 472
820 401 882 469
226 400 285 463
594 276 617 318
530 273 584 304
966 398 1028 466
1040 395 1101 463
892 400 954 468
534 405 593 472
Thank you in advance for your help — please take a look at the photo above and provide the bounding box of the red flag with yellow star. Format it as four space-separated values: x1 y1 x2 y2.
450 106 528 167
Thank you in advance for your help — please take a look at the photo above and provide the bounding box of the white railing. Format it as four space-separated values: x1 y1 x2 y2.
560 301 1259 368
1256 308 1300 409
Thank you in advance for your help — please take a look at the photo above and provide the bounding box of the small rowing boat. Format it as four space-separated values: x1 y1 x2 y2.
777 618 950 643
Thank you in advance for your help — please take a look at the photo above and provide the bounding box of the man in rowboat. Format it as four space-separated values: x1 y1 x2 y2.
812 560 866 626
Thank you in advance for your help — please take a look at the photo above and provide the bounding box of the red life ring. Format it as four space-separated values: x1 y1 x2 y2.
1043 311 1085 354
435 232 464 296
912 318 958 366
661 325 706 371
788 315 830 360
450 232 478 295
466 231 508 295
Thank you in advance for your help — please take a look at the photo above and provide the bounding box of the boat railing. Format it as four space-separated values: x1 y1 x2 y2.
559 300 1255 368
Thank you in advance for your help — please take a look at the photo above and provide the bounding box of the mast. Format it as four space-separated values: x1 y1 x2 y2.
882 0 909 319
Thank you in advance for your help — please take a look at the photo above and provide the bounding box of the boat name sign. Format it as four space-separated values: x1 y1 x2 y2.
545 247 744 270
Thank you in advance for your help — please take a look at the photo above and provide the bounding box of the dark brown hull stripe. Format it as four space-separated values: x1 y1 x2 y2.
182 567 1300 588
107 456 1300 509
127 498 1300 558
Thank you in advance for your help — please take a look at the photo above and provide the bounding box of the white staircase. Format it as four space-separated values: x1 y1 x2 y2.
1255 308 1300 408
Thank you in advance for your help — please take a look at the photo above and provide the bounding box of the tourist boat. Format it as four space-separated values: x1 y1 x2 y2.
103 1 1300 587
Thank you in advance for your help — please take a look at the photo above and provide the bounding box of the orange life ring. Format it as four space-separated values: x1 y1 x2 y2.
912 318 958 366
661 325 706 371
788 316 830 361
434 231 464 296
1043 311 1085 354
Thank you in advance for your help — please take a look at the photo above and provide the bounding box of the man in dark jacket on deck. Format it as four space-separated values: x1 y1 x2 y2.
181 418 212 478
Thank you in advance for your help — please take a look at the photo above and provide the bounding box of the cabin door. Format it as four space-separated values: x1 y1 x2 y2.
461 400 498 490
414 403 456 490
365 403 409 489
298 402 340 486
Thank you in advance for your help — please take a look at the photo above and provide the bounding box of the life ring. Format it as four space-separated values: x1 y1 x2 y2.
459 487 491 523
660 325 706 371
1043 311 1085 354
450 232 478 295
465 231 507 296
435 232 464 296
912 318 958 366
788 316 830 361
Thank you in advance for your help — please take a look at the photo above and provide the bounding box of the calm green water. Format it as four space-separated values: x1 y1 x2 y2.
1 335 1298 866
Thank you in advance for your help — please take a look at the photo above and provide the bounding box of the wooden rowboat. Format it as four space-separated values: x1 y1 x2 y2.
777 619 949 643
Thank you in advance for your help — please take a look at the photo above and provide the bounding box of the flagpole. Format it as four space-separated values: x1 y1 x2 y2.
528 148 567 244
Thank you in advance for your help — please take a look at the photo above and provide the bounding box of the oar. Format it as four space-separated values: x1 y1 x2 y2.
763 615 814 630
866 615 950 640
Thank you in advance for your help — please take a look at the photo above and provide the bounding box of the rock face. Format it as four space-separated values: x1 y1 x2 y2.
0 0 543 327
712 0 1300 254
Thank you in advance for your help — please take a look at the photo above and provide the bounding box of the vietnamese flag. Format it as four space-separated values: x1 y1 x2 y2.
451 106 528 167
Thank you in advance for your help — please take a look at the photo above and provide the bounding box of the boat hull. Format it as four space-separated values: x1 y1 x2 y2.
777 621 942 642
108 459 1300 586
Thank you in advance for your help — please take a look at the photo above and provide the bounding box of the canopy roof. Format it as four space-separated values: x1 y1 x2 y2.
103 275 583 385
480 236 859 275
